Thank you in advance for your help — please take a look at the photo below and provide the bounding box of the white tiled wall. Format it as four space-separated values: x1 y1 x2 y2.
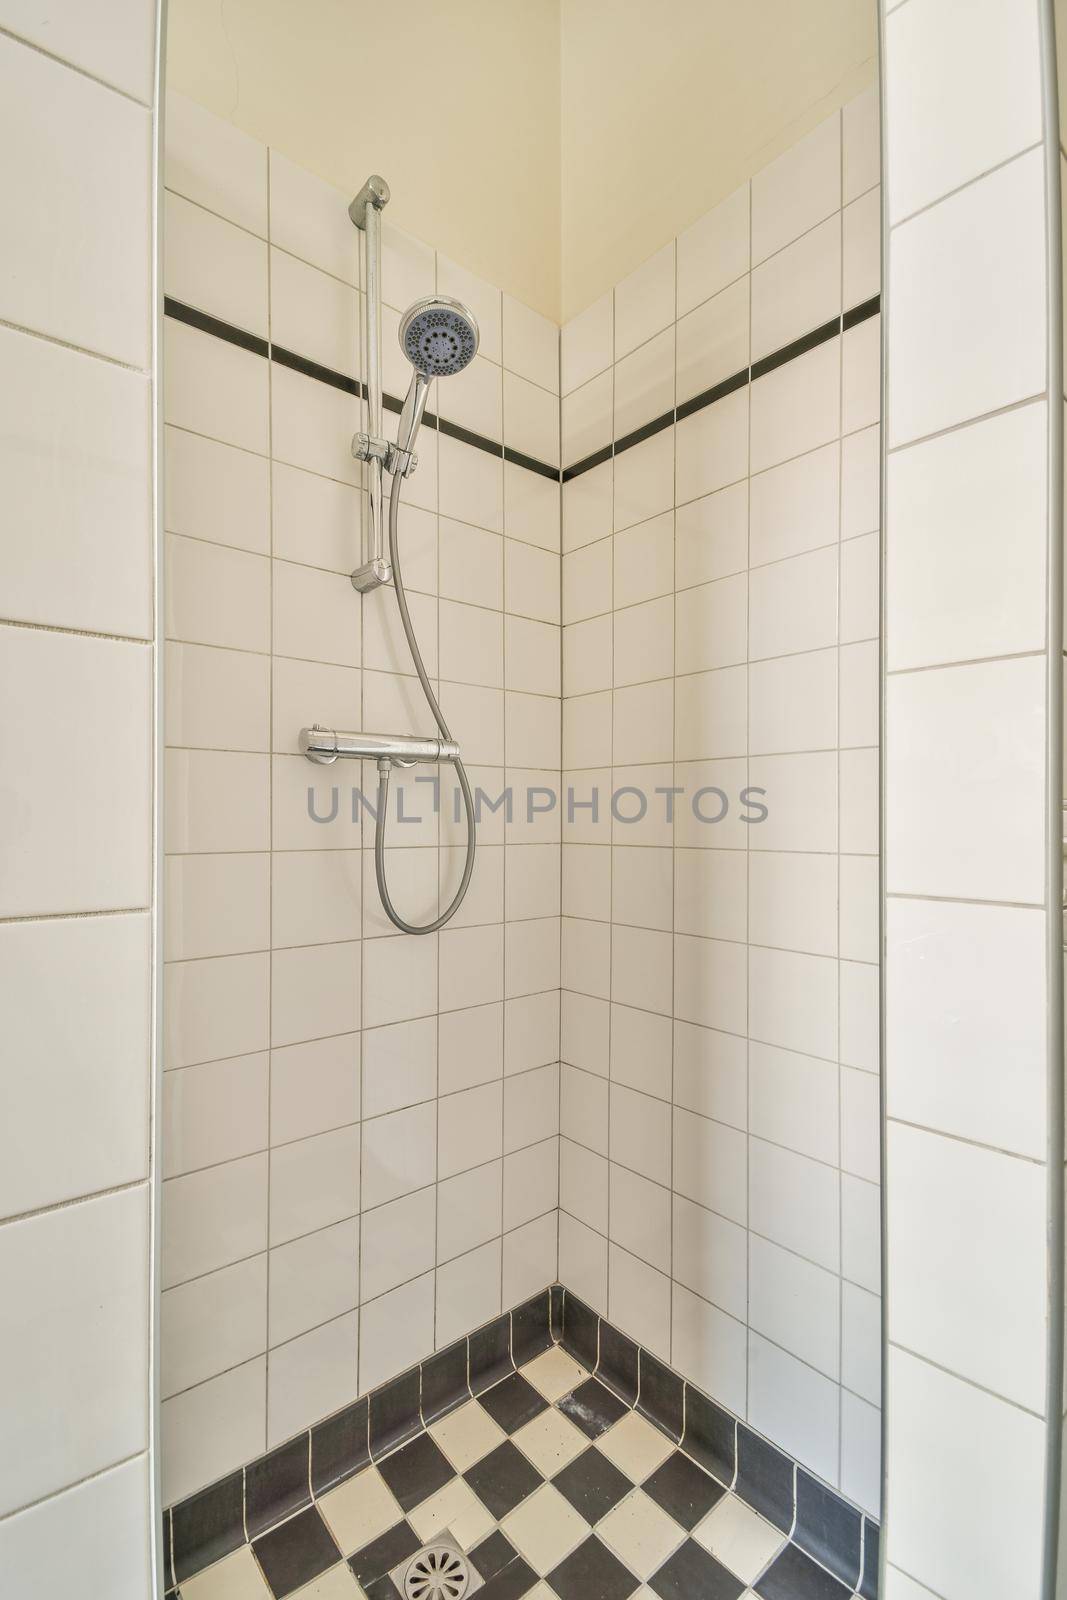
882 0 1059 1596
0 4 159 1597
557 93 883 1512
160 95 561 1504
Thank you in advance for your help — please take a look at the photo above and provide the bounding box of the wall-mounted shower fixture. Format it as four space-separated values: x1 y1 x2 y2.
300 176 480 935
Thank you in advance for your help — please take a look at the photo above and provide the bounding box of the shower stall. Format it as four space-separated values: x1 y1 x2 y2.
1 3 1065 1599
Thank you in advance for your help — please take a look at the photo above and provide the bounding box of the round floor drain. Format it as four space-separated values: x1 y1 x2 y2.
403 1543 471 1600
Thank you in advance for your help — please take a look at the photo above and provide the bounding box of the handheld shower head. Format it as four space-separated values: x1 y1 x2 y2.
400 295 479 376
394 297 480 462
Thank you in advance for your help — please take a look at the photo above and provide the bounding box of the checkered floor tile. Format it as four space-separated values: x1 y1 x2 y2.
170 1349 862 1600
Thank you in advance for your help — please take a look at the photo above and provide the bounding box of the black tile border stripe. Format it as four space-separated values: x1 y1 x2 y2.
163 296 559 483
166 1283 879 1597
561 292 882 483
164 291 880 491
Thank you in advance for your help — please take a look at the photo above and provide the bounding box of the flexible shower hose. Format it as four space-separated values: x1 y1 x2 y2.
373 467 477 933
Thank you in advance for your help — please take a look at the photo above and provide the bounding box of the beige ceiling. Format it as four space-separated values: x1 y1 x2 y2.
167 0 877 324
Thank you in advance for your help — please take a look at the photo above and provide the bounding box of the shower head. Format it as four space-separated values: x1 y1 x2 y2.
399 295 480 377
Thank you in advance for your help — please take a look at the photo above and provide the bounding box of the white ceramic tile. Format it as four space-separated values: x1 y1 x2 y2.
165 319 269 456
673 933 748 1036
749 1233 839 1379
751 215 841 362
885 1346 1044 1600
749 1137 839 1272
502 1483 588 1574
886 656 1044 903
166 534 270 653
362 1101 437 1210
673 1019 746 1129
162 1153 267 1288
504 1136 559 1232
614 241 675 359
269 152 359 285
270 247 360 380
166 91 267 236
841 426 880 540
748 851 837 957
161 1355 265 1506
887 402 1045 669
439 1081 503 1179
505 370 560 464
599 1487 686 1577
676 387 749 506
167 192 268 337
268 1309 359 1446
429 1398 508 1472
504 1062 559 1153
268 1218 358 1348
749 649 837 757
562 291 613 394
843 188 881 309
842 1174 881 1296
675 481 748 589
671 1282 747 1416
361 932 439 1028
1 37 150 364
888 148 1045 447
842 315 881 436
694 1494 785 1585
749 544 838 661
843 84 881 206
436 1238 502 1347
884 0 1041 223
752 113 840 263
672 1193 747 1322
750 337 840 475
563 459 613 553
615 327 675 440
888 1122 1045 1411
614 427 674 532
0 1455 153 1600
0 628 151 917
842 1281 882 1408
748 1333 839 1486
676 277 749 405
270 360 361 485
507 461 561 553
750 442 839 568
381 221 435 312
0 326 151 635
0 1187 149 1515
748 945 837 1062
514 1408 588 1479
558 1212 608 1314
672 1106 747 1227
269 1124 360 1246
563 370 613 468
410 1475 495 1552
439 1002 503 1095
182 1546 271 1599
319 1466 404 1557
271 940 360 1048
163 1052 268 1177
748 1041 839 1167
360 1186 435 1304
677 183 751 316
167 427 270 556
358 1267 435 1395
609 1163 671 1272
0 914 150 1218
503 293 558 392
270 1033 359 1150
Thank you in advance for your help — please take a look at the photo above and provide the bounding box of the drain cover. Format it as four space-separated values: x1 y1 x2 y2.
403 1542 471 1600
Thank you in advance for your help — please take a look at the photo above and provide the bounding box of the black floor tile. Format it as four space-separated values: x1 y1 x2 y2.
478 1556 539 1598
547 1533 640 1600
464 1439 544 1519
470 1530 519 1579
561 1292 600 1371
558 1376 629 1440
637 1351 683 1442
755 1541 853 1600
794 1472 862 1591
349 1521 421 1587
246 1435 311 1540
171 1472 244 1584
363 1576 402 1600
735 1427 794 1534
311 1396 370 1495
648 1537 746 1600
478 1371 548 1434
253 1506 340 1599
682 1387 735 1489
642 1449 726 1530
376 1432 455 1512
552 1445 632 1524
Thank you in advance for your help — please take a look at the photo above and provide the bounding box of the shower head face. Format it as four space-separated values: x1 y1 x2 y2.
399 296 479 378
